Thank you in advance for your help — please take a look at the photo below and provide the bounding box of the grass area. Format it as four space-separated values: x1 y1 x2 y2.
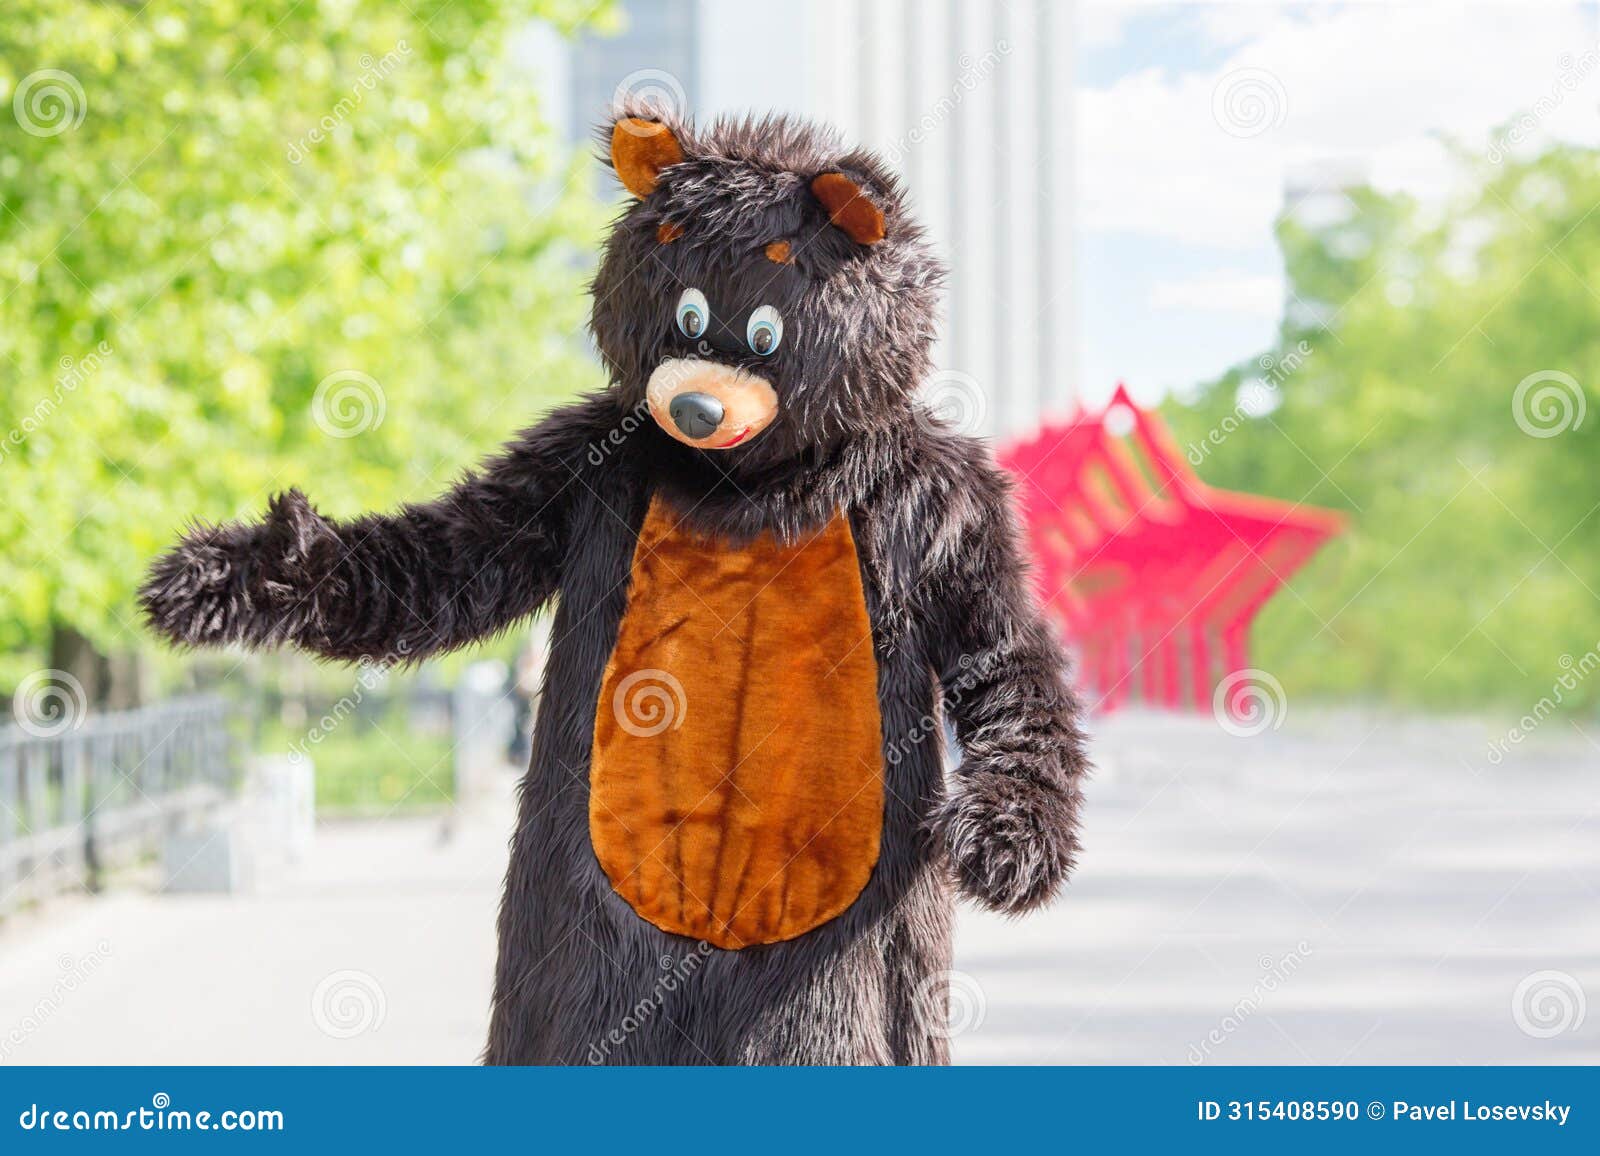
256 717 455 814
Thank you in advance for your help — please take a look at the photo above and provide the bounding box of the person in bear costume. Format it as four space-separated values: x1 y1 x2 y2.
139 106 1089 1065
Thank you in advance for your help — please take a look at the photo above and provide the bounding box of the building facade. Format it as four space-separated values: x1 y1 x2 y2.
555 0 1077 438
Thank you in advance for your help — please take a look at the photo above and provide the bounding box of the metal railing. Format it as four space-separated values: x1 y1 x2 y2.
0 695 244 918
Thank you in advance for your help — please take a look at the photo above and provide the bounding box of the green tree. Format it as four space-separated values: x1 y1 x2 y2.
1167 146 1600 713
0 0 613 700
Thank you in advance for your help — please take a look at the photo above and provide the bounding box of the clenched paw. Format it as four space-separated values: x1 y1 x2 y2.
138 489 340 646
934 766 1080 914
139 524 259 646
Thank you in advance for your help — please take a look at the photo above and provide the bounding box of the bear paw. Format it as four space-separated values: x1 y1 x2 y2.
934 766 1079 914
139 489 339 647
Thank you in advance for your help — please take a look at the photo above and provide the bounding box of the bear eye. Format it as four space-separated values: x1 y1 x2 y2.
746 305 783 356
675 288 709 340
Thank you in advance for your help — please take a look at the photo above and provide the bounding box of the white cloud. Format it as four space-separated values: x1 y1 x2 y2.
1080 1 1140 49
1080 3 1600 248
1149 271 1284 315
1194 1 1308 51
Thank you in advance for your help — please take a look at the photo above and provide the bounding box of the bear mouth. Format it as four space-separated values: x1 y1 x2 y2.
646 359 778 451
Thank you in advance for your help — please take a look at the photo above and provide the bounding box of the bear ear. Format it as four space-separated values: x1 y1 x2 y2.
610 117 686 198
811 172 887 246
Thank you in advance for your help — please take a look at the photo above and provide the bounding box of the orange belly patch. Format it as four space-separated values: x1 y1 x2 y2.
590 496 885 949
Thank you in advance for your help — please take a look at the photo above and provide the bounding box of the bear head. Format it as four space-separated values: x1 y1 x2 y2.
589 105 945 471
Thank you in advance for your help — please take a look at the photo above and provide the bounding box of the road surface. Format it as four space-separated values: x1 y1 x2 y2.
1 709 1595 1064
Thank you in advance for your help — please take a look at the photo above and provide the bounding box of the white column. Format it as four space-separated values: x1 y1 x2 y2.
906 2 957 378
807 0 865 146
999 0 1041 436
947 0 1001 437
862 0 910 154
1042 0 1078 415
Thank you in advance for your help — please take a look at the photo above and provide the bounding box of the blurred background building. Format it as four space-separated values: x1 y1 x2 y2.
527 0 1079 436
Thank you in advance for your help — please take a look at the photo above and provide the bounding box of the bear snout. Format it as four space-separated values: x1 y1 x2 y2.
668 391 724 439
646 357 779 450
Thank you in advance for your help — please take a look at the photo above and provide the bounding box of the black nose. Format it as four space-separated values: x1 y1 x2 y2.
669 392 725 439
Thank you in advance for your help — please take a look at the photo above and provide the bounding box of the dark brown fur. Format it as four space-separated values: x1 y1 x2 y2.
139 106 1089 1065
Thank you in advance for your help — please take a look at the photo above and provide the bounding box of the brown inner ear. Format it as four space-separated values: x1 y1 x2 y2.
811 172 886 245
611 118 684 198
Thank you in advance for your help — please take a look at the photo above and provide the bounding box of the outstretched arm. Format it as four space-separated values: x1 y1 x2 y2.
923 458 1089 914
139 398 607 664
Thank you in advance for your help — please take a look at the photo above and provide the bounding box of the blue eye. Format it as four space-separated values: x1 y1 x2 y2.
746 305 783 356
676 288 709 340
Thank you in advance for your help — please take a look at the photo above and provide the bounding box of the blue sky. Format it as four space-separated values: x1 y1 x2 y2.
1077 1 1600 405
1079 2 1245 86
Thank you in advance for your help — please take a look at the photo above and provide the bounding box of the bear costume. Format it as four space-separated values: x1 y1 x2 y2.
140 107 1089 1065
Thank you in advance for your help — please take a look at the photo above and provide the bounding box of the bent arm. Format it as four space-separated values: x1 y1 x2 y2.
923 459 1089 913
140 399 605 663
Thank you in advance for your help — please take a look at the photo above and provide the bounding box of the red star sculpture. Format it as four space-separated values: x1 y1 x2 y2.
999 385 1345 714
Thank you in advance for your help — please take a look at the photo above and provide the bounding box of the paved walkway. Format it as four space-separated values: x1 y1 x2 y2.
1 710 1595 1064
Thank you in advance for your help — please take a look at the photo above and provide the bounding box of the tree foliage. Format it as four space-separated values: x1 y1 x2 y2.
0 0 612 687
1166 146 1600 712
